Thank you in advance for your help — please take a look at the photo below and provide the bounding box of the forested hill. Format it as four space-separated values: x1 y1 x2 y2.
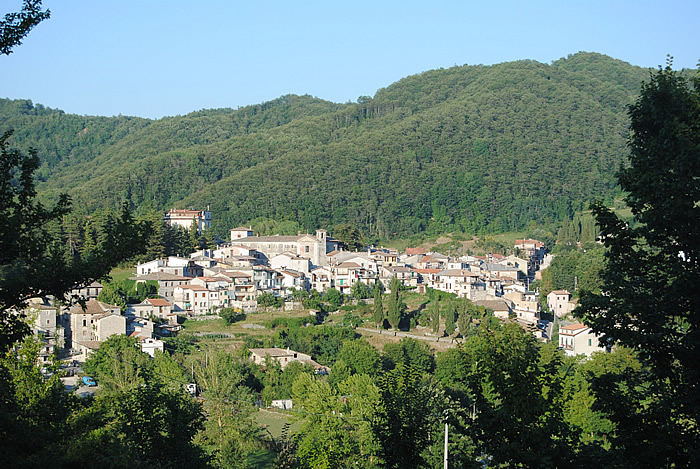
1 53 659 238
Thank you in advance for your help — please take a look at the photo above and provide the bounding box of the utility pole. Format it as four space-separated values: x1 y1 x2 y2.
444 409 449 469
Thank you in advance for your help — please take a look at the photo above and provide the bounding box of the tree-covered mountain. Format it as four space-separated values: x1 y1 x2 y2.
1 53 666 239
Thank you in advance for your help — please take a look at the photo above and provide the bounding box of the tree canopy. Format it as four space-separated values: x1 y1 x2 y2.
577 64 700 466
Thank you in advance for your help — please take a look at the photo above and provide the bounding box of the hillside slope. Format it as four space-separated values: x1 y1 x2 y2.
1 52 657 238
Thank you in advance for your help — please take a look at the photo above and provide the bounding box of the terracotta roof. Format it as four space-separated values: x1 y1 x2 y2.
414 268 441 274
438 269 479 277
146 298 171 306
550 290 571 295
178 285 209 291
336 262 362 269
561 322 587 330
474 299 511 312
405 247 425 255
71 299 120 315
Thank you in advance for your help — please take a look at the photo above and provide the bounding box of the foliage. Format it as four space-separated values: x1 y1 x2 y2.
0 130 148 350
83 335 151 393
372 287 384 327
382 338 435 374
576 64 700 466
322 287 343 311
385 278 406 330
257 291 281 309
443 301 456 336
0 0 50 56
539 244 605 297
333 223 365 251
0 53 657 241
436 323 574 467
271 325 358 366
350 280 371 300
220 307 245 325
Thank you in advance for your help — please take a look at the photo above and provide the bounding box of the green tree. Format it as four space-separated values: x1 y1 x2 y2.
382 337 435 374
220 307 245 325
0 130 148 351
0 0 50 55
577 64 700 466
430 296 440 334
189 349 259 468
333 223 364 251
385 278 405 330
350 280 371 300
444 301 456 336
83 335 151 393
323 287 343 311
335 339 381 377
372 287 384 327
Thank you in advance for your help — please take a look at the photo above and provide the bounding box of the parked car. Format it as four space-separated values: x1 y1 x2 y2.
82 376 97 387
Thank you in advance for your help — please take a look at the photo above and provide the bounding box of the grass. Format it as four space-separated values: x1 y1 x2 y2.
108 266 135 283
246 449 277 469
256 408 303 439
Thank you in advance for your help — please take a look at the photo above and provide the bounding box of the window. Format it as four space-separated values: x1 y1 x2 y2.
588 339 592 346
305 246 310 253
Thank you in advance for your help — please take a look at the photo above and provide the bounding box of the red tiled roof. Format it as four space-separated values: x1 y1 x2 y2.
146 298 170 306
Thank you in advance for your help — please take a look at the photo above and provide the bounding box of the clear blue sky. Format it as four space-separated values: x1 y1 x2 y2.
1 0 698 119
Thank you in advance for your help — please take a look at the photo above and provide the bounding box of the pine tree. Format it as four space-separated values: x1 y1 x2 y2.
431 296 440 334
372 288 384 327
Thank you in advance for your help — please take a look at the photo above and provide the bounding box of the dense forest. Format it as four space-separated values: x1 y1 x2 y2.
1 53 663 239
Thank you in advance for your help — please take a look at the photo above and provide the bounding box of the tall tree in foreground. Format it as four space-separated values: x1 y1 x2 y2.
577 63 700 466
0 131 148 350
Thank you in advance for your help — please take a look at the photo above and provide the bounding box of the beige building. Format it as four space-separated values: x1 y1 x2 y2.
547 290 577 318
69 299 125 357
230 229 339 267
249 347 327 373
164 209 211 234
559 323 605 356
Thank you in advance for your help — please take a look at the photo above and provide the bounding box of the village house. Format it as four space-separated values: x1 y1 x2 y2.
126 297 175 322
380 265 418 289
136 257 203 278
269 252 311 274
230 229 339 267
416 253 448 270
547 290 577 318
370 248 399 267
278 270 308 295
69 281 103 301
474 298 514 320
164 208 211 234
68 299 126 358
310 266 333 292
503 290 540 324
173 284 218 315
140 337 165 357
131 272 192 301
332 262 365 294
432 269 481 298
249 347 328 373
559 323 605 357
26 300 64 362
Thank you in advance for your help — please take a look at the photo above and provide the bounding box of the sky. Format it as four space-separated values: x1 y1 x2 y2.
1 0 698 119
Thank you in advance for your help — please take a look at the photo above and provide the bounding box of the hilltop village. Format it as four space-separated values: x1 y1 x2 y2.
25 209 604 364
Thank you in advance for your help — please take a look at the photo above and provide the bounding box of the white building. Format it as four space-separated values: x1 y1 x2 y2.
140 337 165 357
164 209 211 234
559 323 605 357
